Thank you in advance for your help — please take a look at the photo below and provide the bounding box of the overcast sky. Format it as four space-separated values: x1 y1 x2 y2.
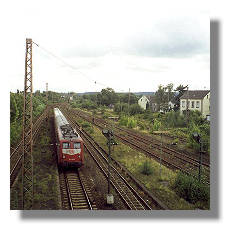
4 0 210 93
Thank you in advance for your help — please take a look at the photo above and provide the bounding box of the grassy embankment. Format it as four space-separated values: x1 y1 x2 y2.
10 117 61 210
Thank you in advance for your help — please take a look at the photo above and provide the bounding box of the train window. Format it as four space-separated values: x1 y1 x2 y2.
74 142 81 149
62 142 70 149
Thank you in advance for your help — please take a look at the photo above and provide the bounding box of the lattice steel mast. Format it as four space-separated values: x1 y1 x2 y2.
22 38 33 209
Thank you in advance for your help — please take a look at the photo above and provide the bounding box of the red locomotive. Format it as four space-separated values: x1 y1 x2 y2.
54 108 84 168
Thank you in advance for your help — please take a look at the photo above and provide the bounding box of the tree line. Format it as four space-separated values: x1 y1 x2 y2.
70 84 188 114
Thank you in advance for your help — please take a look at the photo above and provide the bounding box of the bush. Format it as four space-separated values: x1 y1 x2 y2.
187 110 204 125
137 120 147 130
81 121 91 129
172 172 209 204
187 122 210 153
165 111 185 128
143 109 153 120
140 160 154 175
152 119 162 131
119 116 128 126
129 104 144 115
127 117 137 128
81 121 94 134
119 116 137 129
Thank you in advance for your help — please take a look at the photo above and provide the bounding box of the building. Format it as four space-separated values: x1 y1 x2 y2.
138 96 149 110
138 95 158 112
180 90 210 119
147 96 158 112
168 101 175 110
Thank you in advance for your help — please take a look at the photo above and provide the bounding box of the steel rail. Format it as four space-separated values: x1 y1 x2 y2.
10 109 48 187
61 109 155 210
67 107 210 182
69 106 210 168
61 170 95 210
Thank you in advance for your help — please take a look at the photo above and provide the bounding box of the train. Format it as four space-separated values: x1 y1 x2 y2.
54 108 84 168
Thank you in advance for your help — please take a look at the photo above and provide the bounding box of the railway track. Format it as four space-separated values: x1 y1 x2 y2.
61 107 167 210
10 107 49 187
59 169 97 210
61 105 210 183
67 105 210 165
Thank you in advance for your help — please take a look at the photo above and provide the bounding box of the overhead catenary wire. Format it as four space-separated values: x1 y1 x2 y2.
32 41 127 93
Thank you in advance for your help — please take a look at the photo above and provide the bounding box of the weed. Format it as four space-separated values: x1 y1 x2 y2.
140 160 154 175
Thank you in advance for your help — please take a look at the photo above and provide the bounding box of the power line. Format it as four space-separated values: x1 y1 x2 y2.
32 41 127 93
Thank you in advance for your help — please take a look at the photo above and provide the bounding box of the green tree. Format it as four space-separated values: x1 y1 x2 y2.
99 88 119 106
174 85 188 111
120 93 138 105
155 85 167 112
155 84 175 112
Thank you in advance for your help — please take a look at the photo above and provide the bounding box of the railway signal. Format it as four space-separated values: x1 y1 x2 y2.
102 129 117 205
192 132 205 182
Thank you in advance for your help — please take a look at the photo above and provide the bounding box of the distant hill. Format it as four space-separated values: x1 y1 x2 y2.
133 92 155 96
77 91 155 96
77 92 99 96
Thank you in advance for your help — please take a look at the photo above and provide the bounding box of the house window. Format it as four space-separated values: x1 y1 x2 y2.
182 101 185 108
196 101 200 108
191 101 195 108
207 95 209 99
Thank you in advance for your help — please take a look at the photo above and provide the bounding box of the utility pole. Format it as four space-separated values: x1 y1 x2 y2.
46 82 48 102
186 86 189 125
22 38 34 209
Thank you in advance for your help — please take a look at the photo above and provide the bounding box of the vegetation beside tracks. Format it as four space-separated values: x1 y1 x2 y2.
10 92 48 147
10 113 61 210
85 122 209 209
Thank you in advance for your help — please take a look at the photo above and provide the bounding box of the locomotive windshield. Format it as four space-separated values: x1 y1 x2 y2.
62 142 70 149
74 142 81 149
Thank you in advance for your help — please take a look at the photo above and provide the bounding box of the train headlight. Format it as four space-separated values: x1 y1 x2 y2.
62 155 66 159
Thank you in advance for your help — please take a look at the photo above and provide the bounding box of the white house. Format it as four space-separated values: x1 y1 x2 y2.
138 96 149 110
138 95 158 112
180 90 210 119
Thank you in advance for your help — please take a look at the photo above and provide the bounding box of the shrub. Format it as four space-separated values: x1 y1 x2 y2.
187 122 210 153
127 117 137 128
137 120 147 130
129 104 144 115
102 113 109 119
172 138 179 145
165 111 185 128
81 121 92 129
81 121 94 134
152 119 162 131
119 116 128 126
140 160 154 175
81 100 97 110
172 172 209 204
143 109 153 120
